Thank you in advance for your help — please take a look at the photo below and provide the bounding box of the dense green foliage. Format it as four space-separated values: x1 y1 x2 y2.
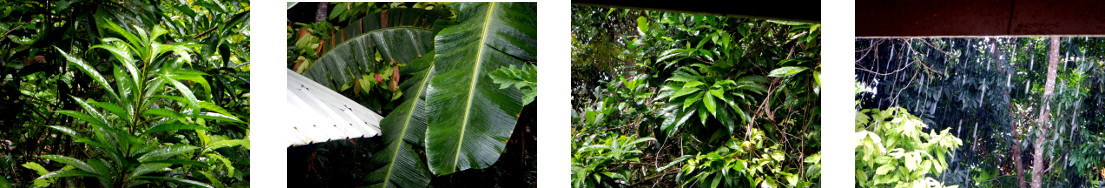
856 107 962 188
571 5 820 187
286 2 536 187
856 37 1105 187
0 0 250 187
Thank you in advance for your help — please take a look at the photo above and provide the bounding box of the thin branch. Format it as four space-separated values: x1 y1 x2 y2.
856 63 910 76
855 39 884 63
919 38 950 57
1 21 32 39
192 11 246 39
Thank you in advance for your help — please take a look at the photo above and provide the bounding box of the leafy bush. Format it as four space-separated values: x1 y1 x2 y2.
672 128 813 188
571 134 655 187
658 64 766 139
856 107 963 188
37 18 248 187
572 5 820 188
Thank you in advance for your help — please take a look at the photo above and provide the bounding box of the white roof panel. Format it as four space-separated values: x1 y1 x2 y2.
286 69 383 147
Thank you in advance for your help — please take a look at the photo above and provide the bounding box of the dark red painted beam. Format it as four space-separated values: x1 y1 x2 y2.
572 1 820 23
858 0 1105 36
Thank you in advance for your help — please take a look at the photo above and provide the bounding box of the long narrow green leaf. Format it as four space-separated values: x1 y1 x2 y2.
90 42 139 84
136 176 214 188
73 138 112 152
425 2 536 175
205 139 248 151
47 126 81 138
170 69 212 96
95 16 141 51
198 101 235 118
141 159 208 167
143 108 187 123
40 155 97 174
767 66 808 78
130 163 171 177
367 51 435 188
137 145 198 162
161 72 199 109
89 101 131 124
142 122 209 135
56 47 117 99
55 110 109 130
70 97 107 123
197 112 244 123
35 169 99 181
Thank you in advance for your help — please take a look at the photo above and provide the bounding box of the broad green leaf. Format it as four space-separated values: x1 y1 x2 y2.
682 92 703 110
670 86 700 99
425 2 535 175
814 70 821 87
489 64 537 106
875 163 895 175
786 173 799 187
56 47 117 99
307 27 433 90
703 90 717 116
307 8 447 90
368 52 435 188
762 177 777 188
768 66 809 78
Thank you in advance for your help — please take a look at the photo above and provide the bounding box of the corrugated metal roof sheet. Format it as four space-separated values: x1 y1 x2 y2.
286 69 382 147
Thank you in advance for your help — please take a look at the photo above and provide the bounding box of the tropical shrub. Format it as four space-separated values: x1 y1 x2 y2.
671 128 813 188
36 17 248 188
0 0 250 187
856 107 963 188
571 5 820 188
571 135 655 187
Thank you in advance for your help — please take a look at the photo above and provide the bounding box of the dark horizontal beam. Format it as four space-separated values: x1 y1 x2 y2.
572 1 820 23
858 0 1105 37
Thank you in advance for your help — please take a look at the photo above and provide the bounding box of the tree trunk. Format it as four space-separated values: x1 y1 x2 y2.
315 3 329 23
1012 125 1027 188
1030 36 1060 188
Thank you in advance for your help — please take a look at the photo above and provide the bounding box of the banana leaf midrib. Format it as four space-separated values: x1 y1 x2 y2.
450 1 497 170
381 64 433 187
